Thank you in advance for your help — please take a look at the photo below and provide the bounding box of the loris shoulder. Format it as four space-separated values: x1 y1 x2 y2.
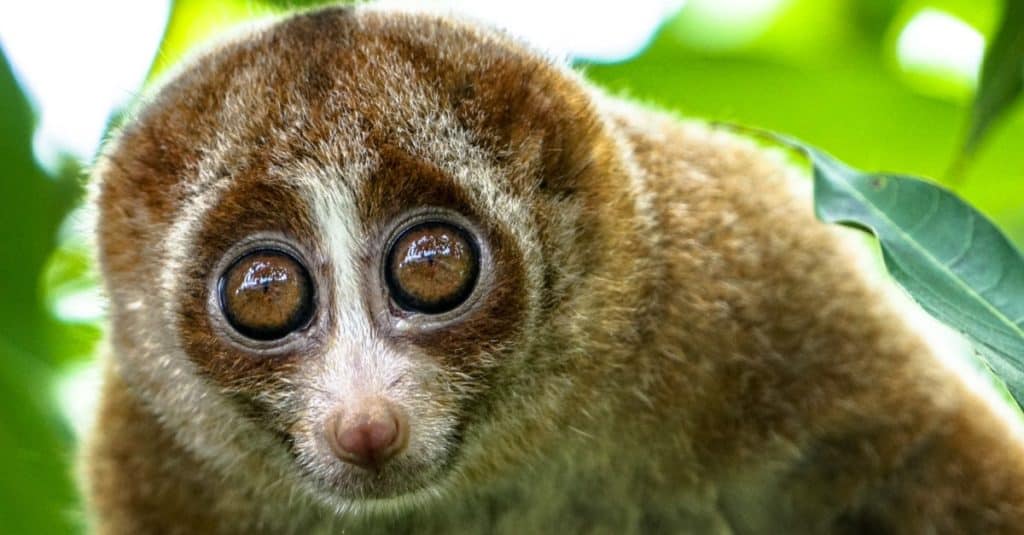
84 5 1024 534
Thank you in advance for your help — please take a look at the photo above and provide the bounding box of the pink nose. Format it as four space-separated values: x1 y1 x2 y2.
325 405 408 470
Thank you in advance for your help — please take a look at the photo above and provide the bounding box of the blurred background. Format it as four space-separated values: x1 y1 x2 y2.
0 0 1020 532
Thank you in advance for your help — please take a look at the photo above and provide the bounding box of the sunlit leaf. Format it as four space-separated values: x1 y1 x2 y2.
783 138 1024 407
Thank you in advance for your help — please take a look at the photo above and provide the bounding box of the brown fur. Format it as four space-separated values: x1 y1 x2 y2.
85 6 1024 534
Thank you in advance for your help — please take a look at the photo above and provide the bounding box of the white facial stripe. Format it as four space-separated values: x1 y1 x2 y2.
301 166 368 326
295 159 382 388
296 161 459 473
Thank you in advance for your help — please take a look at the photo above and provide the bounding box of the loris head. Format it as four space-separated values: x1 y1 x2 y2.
95 6 650 511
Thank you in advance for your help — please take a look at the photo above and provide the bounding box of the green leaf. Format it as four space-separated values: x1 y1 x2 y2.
0 45 79 535
791 139 1024 406
959 0 1024 163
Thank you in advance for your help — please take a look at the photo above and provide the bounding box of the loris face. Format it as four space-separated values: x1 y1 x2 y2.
96 7 643 508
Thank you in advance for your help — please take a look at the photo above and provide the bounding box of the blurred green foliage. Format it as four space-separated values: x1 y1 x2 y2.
585 0 1024 245
961 0 1023 163
0 53 81 533
0 0 1021 532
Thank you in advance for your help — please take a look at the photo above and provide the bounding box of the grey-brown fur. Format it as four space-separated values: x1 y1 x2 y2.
84 6 1024 534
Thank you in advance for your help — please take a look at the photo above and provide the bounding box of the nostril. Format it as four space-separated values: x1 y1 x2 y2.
326 405 408 470
339 417 396 460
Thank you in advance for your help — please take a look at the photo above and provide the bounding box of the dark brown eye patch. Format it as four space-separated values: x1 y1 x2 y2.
385 221 479 314
219 249 314 340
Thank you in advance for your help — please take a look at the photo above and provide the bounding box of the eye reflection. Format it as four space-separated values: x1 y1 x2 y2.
219 250 314 340
385 222 479 314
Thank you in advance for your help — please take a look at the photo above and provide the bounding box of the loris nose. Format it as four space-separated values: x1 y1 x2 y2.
325 403 408 470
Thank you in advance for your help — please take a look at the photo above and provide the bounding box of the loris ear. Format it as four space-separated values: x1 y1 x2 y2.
442 51 611 194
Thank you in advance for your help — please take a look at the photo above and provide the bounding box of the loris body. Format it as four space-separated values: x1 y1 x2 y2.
85 6 1024 534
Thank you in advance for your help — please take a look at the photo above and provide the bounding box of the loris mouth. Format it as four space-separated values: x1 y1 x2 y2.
303 455 451 502
283 428 462 503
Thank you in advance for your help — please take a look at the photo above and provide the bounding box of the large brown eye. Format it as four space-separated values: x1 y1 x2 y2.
385 221 479 314
219 250 314 340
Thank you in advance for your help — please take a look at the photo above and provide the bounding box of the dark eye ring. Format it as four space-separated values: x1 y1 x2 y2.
384 220 480 314
218 249 315 341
